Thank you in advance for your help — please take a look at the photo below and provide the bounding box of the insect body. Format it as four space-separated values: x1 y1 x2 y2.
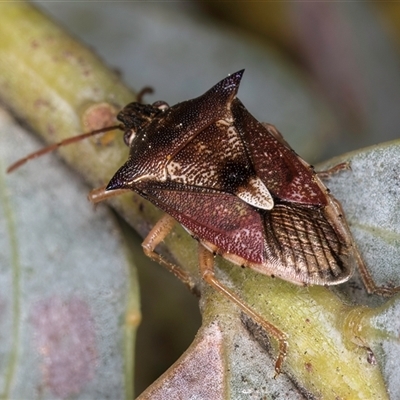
99 70 361 374
108 70 354 288
9 70 399 375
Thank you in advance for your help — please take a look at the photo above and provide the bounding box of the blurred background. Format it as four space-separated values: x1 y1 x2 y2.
13 1 400 395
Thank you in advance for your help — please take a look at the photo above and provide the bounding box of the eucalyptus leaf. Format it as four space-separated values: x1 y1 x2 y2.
0 109 139 400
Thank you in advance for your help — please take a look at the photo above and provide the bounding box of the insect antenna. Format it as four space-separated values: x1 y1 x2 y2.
136 86 153 103
7 124 124 173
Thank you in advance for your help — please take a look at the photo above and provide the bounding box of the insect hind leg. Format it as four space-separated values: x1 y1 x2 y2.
198 243 288 377
353 245 400 297
331 196 400 297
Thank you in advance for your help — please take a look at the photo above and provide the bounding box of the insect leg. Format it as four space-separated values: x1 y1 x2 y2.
198 243 288 376
88 186 130 203
142 214 198 294
331 198 400 297
88 188 198 292
353 246 400 297
317 162 351 179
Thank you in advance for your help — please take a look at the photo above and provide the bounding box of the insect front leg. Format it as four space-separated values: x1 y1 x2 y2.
198 244 288 377
142 214 198 294
89 187 198 293
88 186 130 203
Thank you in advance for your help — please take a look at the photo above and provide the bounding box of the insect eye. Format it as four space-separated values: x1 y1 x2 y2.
152 100 169 111
123 129 136 147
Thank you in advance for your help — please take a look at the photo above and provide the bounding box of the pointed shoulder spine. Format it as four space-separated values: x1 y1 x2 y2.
205 70 245 103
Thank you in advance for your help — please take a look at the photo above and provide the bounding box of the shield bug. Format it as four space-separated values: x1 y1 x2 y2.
8 70 400 375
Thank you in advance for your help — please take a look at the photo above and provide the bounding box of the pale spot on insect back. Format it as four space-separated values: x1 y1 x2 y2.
236 176 274 210
167 160 185 181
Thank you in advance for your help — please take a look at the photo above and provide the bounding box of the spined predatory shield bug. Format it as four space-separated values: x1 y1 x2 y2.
8 69 400 375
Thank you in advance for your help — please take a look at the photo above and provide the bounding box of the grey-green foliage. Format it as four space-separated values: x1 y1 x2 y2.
0 110 139 400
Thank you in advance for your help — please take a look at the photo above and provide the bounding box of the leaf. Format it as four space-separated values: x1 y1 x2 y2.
0 109 139 399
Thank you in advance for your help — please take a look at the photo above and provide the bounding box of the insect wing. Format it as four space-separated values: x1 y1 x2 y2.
137 180 353 285
231 99 327 206
136 181 266 265
262 202 352 285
